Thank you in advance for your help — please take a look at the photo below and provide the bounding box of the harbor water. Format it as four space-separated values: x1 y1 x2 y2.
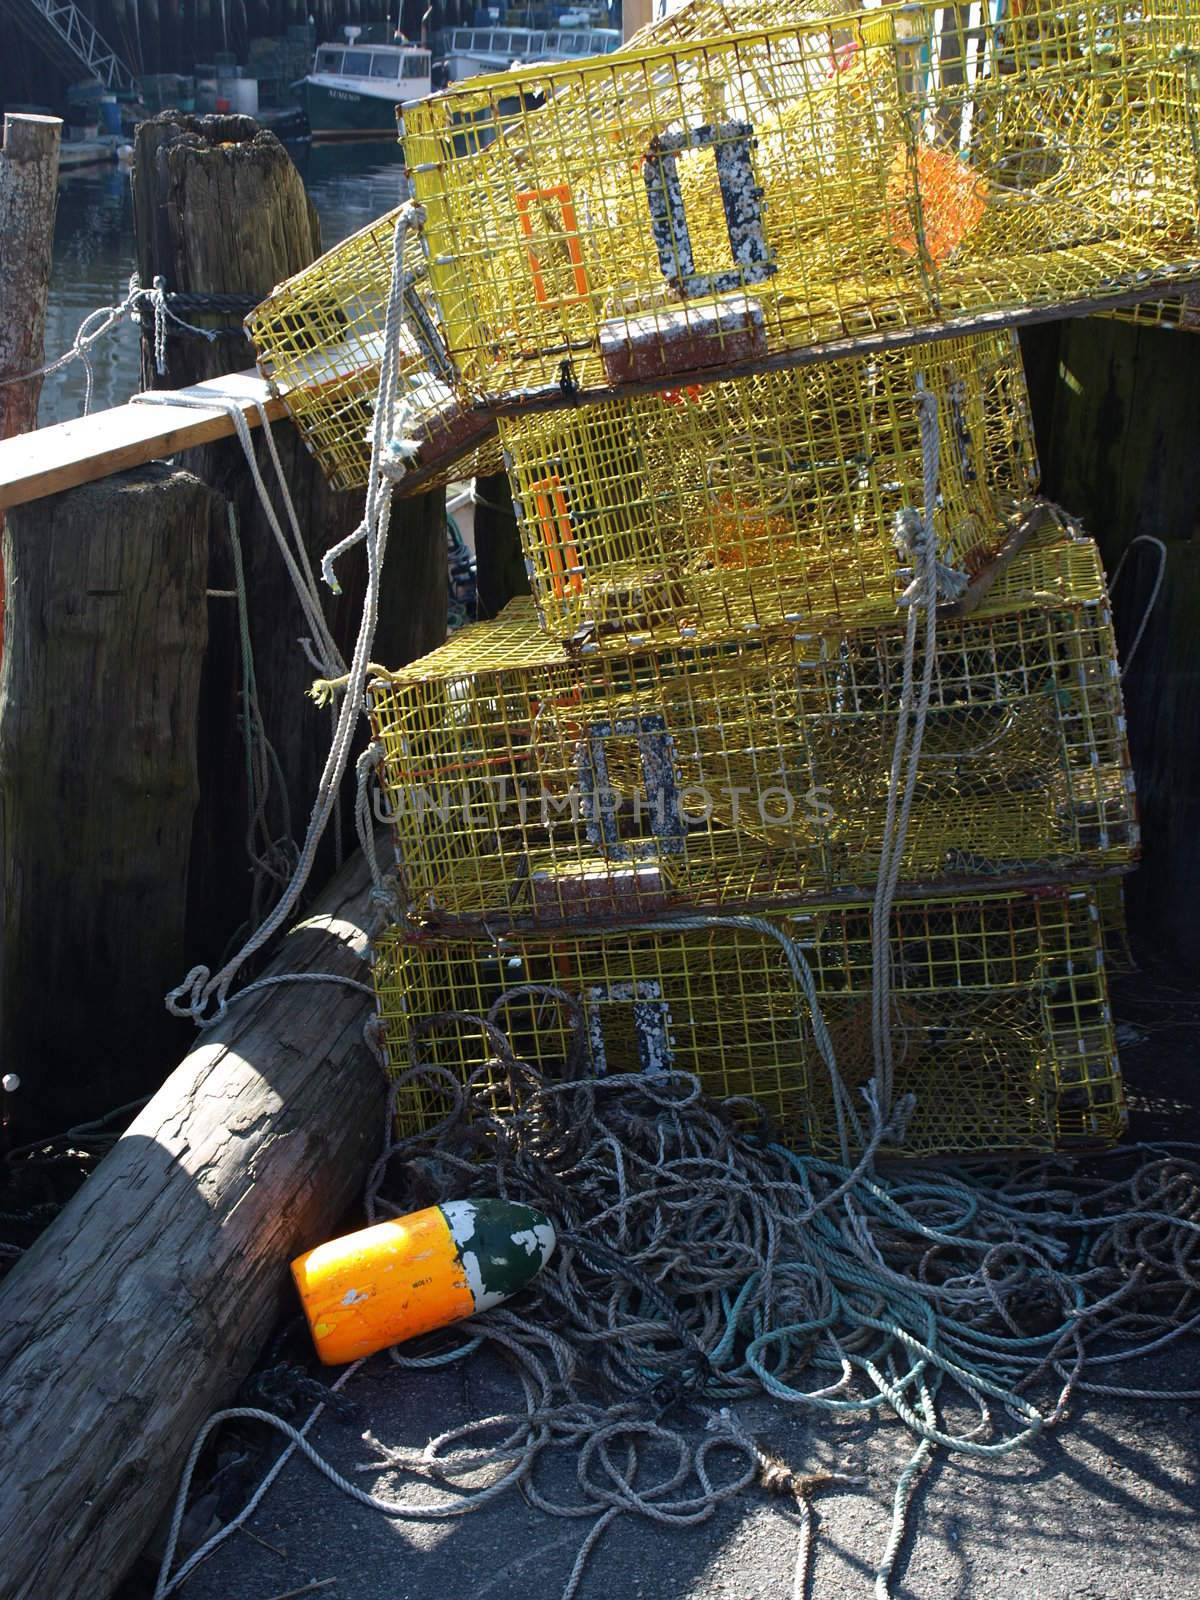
39 141 409 427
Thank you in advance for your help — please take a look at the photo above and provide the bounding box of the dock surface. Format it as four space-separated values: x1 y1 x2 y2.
173 967 1200 1600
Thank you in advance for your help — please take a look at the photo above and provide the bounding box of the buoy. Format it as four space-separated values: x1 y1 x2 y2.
291 1198 556 1365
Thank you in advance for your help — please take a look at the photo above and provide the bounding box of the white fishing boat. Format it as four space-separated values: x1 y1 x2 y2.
438 22 621 82
300 25 432 140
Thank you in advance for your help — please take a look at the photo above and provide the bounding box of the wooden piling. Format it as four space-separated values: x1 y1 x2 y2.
130 113 446 958
472 469 529 620
0 114 61 443
0 113 62 653
1031 315 1200 975
0 466 212 1136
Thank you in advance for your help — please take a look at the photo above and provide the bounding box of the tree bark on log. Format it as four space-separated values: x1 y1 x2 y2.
0 114 60 442
0 113 62 655
0 845 387 1600
0 466 212 1137
130 114 446 959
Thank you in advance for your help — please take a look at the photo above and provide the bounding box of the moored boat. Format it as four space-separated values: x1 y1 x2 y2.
437 21 620 82
299 25 432 140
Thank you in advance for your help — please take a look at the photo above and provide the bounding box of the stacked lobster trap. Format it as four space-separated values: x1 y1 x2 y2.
244 0 1188 1158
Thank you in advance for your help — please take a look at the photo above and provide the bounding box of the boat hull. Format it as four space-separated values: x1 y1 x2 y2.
301 80 401 139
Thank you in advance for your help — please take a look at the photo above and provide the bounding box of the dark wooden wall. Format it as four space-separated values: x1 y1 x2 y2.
1020 318 1200 976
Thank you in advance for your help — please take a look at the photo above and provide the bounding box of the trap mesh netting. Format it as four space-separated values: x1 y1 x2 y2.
368 528 1136 926
404 0 1200 406
499 329 1037 641
373 885 1125 1157
1103 285 1200 333
244 0 845 494
246 208 504 494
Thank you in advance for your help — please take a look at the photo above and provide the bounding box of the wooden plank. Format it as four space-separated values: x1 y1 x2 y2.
0 369 285 513
940 503 1053 619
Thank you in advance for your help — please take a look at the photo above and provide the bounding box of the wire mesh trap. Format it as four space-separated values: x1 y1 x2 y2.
373 885 1125 1157
246 207 503 495
627 0 848 49
1102 284 1200 334
404 0 1200 408
499 329 1038 640
368 527 1136 926
1095 873 1138 974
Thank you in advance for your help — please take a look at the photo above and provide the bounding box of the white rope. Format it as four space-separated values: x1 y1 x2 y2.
153 1332 760 1600
129 388 346 681
870 382 942 1120
0 273 239 414
152 1366 363 1599
319 203 426 594
0 277 141 414
163 202 424 1025
1109 533 1168 676
150 1002 1200 1600
197 970 377 1028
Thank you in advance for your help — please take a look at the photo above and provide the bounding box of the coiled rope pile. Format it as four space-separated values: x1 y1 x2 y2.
156 990 1200 1600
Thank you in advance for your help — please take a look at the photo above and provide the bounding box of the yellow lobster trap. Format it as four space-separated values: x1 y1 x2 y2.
404 0 1200 407
1103 285 1200 333
368 528 1136 927
246 207 503 495
499 329 1037 640
374 885 1125 1156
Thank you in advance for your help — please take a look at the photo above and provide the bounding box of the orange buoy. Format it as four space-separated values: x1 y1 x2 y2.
291 1198 556 1365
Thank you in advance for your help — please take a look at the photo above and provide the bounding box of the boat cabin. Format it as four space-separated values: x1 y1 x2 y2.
312 42 433 87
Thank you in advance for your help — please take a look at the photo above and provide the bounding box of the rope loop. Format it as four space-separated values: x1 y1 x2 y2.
153 1038 1200 1600
161 197 417 1025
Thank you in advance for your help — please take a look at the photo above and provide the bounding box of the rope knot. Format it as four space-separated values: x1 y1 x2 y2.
165 964 226 1025
380 436 422 481
893 507 969 607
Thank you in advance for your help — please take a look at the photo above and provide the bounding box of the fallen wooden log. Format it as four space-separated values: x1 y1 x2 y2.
0 846 388 1600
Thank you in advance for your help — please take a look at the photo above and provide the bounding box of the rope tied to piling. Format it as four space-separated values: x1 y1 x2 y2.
0 274 255 413
164 199 425 1024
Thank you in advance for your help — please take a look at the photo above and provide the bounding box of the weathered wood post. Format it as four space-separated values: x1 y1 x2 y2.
0 114 61 443
473 469 529 620
131 113 446 960
0 846 386 1600
0 113 62 652
0 468 213 1136
1031 315 1200 975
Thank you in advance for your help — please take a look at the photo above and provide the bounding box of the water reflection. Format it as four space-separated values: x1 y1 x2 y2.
39 140 408 427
